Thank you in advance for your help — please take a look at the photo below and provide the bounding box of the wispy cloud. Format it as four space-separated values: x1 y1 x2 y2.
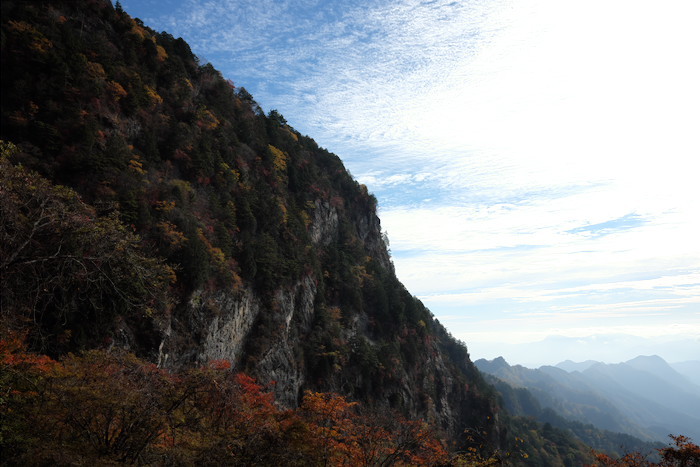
122 0 700 364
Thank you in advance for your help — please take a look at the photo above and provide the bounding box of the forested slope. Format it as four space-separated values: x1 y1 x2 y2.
1 1 597 464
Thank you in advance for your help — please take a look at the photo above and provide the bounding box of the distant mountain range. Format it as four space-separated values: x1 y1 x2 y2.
473 333 700 368
475 355 700 444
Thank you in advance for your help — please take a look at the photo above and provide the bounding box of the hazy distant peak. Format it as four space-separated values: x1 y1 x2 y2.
483 356 509 365
555 359 600 373
474 356 511 373
624 355 670 370
624 355 674 374
481 353 700 443
622 355 700 392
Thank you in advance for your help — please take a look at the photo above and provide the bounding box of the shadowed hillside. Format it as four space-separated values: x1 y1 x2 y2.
0 1 612 464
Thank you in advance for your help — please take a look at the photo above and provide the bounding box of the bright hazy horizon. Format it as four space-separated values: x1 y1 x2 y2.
118 0 700 366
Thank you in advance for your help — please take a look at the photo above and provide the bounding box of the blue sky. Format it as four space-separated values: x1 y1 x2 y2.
119 0 700 366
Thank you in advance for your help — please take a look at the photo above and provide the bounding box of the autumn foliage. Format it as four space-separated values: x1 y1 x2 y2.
0 2 498 457
0 335 452 465
593 435 700 467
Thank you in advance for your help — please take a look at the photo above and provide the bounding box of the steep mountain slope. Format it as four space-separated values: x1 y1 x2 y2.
477 356 700 443
581 363 700 442
475 358 649 439
483 374 664 459
0 0 510 452
0 2 610 463
623 355 700 395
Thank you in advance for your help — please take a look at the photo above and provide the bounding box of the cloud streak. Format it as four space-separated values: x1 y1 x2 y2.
122 0 700 365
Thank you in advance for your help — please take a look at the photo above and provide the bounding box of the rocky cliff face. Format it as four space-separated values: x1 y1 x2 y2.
180 275 319 408
142 184 498 441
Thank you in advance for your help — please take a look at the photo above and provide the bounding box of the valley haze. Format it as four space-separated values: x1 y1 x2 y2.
119 0 700 365
476 354 700 443
474 355 700 444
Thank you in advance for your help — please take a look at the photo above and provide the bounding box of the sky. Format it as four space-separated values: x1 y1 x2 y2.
119 0 700 367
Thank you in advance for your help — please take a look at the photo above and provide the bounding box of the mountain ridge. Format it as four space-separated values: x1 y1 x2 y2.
8 1 694 463
0 1 597 463
476 355 700 444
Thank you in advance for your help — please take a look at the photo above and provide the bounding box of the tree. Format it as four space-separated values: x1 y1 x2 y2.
300 390 450 465
594 435 700 467
0 141 173 354
0 339 189 465
267 109 288 126
659 436 700 467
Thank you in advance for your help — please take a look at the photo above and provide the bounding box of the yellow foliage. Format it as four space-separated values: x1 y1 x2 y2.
107 81 128 101
228 268 244 292
209 246 226 266
197 228 226 269
86 61 106 79
155 44 168 62
128 158 146 175
144 86 163 106
156 222 187 249
7 20 53 53
130 23 147 40
8 111 28 127
283 127 299 141
218 162 240 184
196 108 220 130
328 306 342 321
268 145 287 173
156 45 168 62
7 20 36 33
301 210 311 228
154 200 175 212
168 179 193 203
278 198 288 224
350 264 371 286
